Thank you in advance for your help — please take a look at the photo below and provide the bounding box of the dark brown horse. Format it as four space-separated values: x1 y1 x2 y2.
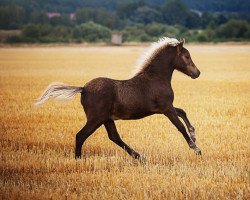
36 37 201 161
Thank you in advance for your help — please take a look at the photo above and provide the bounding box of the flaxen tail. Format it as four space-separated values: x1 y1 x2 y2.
35 82 83 106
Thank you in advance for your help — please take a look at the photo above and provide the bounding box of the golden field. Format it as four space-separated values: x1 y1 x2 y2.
0 44 249 199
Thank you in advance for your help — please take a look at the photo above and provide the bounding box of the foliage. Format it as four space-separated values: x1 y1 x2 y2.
75 8 119 29
1 0 250 43
0 4 26 29
133 6 163 24
18 24 72 43
117 0 145 19
73 21 111 42
216 19 250 39
162 0 189 26
50 15 73 27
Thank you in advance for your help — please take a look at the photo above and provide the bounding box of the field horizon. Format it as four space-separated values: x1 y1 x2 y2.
0 44 249 199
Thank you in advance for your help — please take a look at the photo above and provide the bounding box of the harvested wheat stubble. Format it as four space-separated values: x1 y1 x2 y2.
0 44 249 200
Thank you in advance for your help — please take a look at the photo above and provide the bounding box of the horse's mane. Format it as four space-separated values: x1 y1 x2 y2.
132 37 180 76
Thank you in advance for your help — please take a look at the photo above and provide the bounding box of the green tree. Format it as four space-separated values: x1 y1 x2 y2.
133 6 163 24
73 21 111 42
75 8 119 29
31 11 49 24
185 12 201 28
124 24 151 42
145 23 166 37
22 24 40 38
117 0 145 19
201 12 215 28
216 19 250 39
0 5 26 29
161 0 189 26
50 15 72 27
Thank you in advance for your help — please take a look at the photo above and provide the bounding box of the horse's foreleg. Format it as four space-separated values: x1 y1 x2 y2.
175 107 196 142
104 119 145 162
164 108 201 155
75 121 101 159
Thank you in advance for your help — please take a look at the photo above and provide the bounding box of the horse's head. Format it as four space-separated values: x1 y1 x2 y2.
173 40 200 79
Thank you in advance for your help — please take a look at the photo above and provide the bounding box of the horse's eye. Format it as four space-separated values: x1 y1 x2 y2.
185 56 190 59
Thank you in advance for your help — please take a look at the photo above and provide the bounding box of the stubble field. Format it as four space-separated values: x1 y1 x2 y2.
0 44 249 199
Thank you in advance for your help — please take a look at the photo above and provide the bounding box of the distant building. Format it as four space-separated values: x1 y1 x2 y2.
69 13 76 20
46 12 76 21
46 12 61 18
111 32 123 45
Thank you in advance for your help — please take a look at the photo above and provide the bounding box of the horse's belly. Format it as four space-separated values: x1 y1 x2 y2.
111 103 155 120
111 112 153 120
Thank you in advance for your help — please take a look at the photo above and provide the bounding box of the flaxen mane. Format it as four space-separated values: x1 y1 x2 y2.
132 37 180 76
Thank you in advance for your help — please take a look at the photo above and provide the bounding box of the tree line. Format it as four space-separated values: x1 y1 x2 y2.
1 0 250 43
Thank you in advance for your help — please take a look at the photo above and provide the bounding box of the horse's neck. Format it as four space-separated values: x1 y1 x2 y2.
138 54 175 83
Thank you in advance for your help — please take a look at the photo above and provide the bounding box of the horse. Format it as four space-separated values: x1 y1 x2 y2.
35 37 201 162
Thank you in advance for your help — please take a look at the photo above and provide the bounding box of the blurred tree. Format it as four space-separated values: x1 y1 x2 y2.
31 11 50 24
0 5 26 29
117 0 145 19
75 8 90 24
215 14 228 25
75 8 119 29
50 14 73 26
133 6 163 24
216 19 250 38
53 25 71 38
161 0 189 26
185 11 201 28
201 12 215 28
196 32 209 42
73 21 111 42
38 24 53 37
50 15 72 27
145 23 166 37
123 24 150 42
205 21 216 39
22 24 40 38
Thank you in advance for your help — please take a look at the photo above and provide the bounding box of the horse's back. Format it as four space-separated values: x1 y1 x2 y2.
80 77 158 121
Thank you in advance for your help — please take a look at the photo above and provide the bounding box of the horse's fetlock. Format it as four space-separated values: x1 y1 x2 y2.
189 126 195 132
188 140 196 149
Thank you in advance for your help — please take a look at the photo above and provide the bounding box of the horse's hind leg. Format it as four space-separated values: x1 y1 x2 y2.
175 107 196 142
75 120 102 159
104 119 145 162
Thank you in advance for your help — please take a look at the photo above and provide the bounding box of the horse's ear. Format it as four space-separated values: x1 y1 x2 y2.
177 39 184 54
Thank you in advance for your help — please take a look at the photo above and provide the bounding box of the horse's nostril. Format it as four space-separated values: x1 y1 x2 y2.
197 70 201 77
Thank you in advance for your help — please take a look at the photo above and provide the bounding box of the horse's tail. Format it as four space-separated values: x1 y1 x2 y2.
35 82 83 106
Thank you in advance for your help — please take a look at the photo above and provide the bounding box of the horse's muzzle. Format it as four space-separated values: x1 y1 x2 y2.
191 70 200 79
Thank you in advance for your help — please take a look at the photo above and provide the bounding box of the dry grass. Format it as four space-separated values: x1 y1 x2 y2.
0 44 249 199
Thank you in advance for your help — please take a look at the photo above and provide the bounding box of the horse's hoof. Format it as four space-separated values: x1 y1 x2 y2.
75 155 82 160
139 156 146 164
194 148 201 156
132 152 146 163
